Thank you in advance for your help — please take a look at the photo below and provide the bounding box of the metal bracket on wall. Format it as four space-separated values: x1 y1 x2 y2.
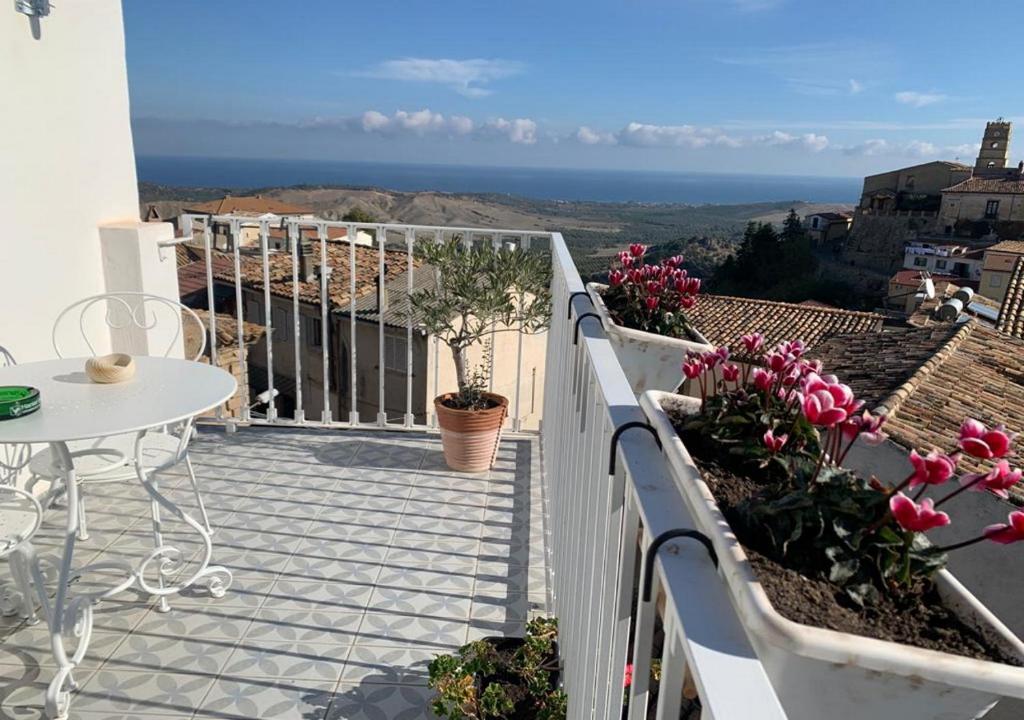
14 0 50 17
572 313 601 346
608 421 660 475
566 290 592 319
642 529 718 602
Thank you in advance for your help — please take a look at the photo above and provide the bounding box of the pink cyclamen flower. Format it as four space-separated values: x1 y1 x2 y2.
629 243 647 258
741 332 765 355
907 450 957 488
715 345 730 362
624 663 634 688
679 295 696 309
958 418 1013 459
721 363 740 382
609 270 625 287
840 410 887 445
663 255 683 268
889 493 951 533
645 296 659 310
682 358 704 380
752 368 775 392
801 390 848 428
966 460 1022 500
763 429 788 453
766 352 789 373
984 511 1024 544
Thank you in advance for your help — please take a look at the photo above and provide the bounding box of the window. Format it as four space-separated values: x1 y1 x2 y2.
905 175 915 189
913 257 927 267
304 316 322 348
272 307 291 339
935 259 948 270
244 299 265 326
988 161 997 168
991 142 1000 149
811 217 820 229
985 199 1000 219
989 274 1003 288
384 335 407 373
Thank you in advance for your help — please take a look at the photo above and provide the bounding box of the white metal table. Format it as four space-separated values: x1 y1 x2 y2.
0 356 237 719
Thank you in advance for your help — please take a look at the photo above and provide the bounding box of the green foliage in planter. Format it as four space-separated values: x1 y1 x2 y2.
428 617 565 720
411 237 551 409
734 456 947 607
681 388 821 485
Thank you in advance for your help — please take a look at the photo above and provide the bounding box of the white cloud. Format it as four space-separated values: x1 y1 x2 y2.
849 78 864 95
754 130 830 151
359 58 524 97
842 138 976 159
484 118 538 145
717 43 891 97
894 90 947 108
576 126 617 145
616 122 739 149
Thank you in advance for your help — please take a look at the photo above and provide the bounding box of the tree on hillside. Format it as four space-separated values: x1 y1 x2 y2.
342 207 378 224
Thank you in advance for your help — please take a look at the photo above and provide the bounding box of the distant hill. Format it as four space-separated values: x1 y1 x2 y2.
139 180 851 281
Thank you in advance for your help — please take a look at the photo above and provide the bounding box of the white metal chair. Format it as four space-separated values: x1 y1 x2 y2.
0 345 41 622
28 294 214 542
0 485 44 623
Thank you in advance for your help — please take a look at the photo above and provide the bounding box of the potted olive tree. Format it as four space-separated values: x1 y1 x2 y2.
587 244 712 394
639 336 1024 719
413 237 550 472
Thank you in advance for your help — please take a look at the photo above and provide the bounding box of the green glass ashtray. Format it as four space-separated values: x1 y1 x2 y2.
0 386 40 420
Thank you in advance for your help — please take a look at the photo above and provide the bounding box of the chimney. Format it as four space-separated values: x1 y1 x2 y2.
374 263 390 313
298 241 316 282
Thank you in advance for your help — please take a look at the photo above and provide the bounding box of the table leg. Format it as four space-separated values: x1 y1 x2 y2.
23 441 94 720
132 431 232 607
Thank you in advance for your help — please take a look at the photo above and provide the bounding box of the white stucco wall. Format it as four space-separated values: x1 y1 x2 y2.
0 1 140 362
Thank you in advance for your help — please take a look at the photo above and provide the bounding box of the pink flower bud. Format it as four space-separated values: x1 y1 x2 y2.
762 429 788 454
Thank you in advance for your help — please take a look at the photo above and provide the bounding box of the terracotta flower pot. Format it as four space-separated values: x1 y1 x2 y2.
434 392 509 472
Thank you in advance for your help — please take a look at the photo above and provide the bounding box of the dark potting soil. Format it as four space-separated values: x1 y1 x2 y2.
439 396 502 411
678 432 1021 666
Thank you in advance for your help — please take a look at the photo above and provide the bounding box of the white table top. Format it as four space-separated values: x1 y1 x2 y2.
0 357 237 443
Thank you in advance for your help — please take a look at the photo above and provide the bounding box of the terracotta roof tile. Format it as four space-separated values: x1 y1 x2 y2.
210 240 413 310
688 294 885 352
944 177 1024 194
812 325 963 409
986 240 1024 255
869 322 1024 482
996 258 1024 339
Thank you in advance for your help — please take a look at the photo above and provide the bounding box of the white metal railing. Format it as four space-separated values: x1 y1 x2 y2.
171 214 551 432
543 233 787 719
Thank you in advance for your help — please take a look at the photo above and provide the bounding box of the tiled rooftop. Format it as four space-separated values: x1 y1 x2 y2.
689 293 885 354
1 427 547 719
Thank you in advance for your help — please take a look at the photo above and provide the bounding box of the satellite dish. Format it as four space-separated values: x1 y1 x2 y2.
923 278 936 299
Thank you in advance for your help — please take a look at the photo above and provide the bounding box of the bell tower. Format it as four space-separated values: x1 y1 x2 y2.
975 119 1012 176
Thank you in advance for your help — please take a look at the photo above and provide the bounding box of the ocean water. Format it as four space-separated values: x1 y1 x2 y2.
136 155 860 205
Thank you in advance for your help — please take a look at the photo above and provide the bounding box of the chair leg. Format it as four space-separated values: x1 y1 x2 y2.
148 475 170 613
184 455 212 535
75 493 89 541
8 551 38 625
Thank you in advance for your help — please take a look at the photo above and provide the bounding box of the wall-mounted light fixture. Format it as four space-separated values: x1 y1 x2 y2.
14 0 50 17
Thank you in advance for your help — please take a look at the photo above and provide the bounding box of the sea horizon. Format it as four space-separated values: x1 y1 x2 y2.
136 155 861 206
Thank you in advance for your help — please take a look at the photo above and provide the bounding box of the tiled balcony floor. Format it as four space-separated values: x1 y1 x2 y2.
0 428 547 719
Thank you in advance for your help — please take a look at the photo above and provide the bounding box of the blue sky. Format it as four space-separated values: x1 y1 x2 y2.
124 0 1024 177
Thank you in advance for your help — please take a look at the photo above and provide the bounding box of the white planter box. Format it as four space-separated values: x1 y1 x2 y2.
641 390 1024 720
586 283 713 395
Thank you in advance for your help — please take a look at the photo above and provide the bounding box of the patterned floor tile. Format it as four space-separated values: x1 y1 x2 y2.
326 683 436 720
197 676 335 719
75 670 217 716
222 640 350 681
0 430 547 720
262 579 374 614
243 609 363 644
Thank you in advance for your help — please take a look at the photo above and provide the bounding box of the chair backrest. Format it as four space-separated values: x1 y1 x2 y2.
52 293 207 362
0 346 30 487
